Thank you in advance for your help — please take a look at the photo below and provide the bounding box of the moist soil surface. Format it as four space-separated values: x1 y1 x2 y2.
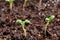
0 0 60 40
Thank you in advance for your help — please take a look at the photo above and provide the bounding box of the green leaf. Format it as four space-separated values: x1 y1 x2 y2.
45 15 55 22
5 0 14 3
16 19 31 28
25 19 32 24
25 0 28 3
16 19 22 24
45 18 49 22
49 15 55 22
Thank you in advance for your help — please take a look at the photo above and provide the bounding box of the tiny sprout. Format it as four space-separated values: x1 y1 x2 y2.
23 0 28 11
25 0 28 3
16 19 31 37
44 15 55 35
5 0 14 11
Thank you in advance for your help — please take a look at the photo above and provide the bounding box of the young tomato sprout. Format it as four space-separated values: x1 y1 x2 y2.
16 19 31 37
38 0 42 10
39 0 42 7
5 0 14 11
45 15 55 35
23 0 28 11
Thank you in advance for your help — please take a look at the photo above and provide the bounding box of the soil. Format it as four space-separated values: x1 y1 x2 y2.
0 0 60 40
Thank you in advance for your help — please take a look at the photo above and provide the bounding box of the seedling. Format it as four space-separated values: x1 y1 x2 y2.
38 0 42 10
39 0 42 7
16 19 31 37
44 15 55 35
5 0 14 11
23 0 28 11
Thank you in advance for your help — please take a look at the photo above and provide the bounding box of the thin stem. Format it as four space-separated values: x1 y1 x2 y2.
23 0 27 11
39 0 42 10
10 2 13 11
22 23 27 37
23 28 26 37
39 0 42 6
23 4 25 11
45 21 49 35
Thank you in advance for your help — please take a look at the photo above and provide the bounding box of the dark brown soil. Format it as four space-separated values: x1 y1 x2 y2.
0 0 60 40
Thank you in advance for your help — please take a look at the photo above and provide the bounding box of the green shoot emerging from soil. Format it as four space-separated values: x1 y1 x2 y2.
23 0 28 11
45 15 55 35
5 0 14 11
16 19 31 37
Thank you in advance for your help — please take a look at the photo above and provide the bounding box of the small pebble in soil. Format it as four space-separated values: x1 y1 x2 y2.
52 1 55 3
1 8 5 11
53 34 57 36
44 4 47 7
48 4 50 6
37 33 41 37
52 34 58 40
48 28 52 32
